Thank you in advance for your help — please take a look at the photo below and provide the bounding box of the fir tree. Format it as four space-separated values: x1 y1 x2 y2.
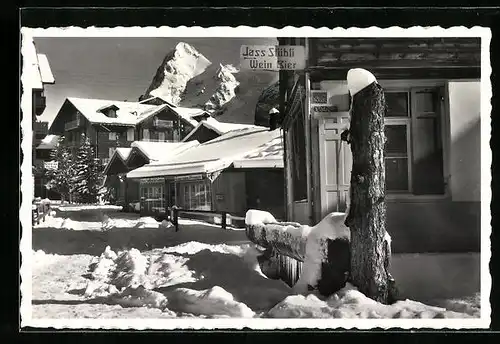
73 134 103 204
45 136 76 202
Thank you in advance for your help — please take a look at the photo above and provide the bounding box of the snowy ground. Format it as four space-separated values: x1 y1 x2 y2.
30 210 480 319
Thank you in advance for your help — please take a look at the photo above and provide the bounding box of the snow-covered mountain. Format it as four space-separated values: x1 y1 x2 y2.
142 42 278 125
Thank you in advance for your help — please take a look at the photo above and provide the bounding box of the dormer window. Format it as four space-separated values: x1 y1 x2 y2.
97 104 119 118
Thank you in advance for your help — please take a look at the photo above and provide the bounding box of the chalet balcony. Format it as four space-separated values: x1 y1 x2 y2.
64 118 81 131
153 119 174 129
34 95 46 116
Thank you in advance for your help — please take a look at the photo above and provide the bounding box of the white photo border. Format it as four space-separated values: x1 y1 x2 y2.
20 25 492 330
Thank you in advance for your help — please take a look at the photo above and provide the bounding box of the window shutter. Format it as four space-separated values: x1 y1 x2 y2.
410 87 445 195
143 129 150 141
127 128 135 141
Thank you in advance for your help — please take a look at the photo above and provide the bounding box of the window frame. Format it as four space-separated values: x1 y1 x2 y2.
380 80 449 201
127 128 135 141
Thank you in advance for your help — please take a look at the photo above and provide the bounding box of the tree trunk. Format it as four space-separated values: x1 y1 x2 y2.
345 81 390 304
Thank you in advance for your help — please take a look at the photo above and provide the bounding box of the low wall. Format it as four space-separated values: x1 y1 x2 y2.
386 201 481 253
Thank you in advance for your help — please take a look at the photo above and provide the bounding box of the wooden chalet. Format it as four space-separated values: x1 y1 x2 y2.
278 37 482 253
48 97 209 165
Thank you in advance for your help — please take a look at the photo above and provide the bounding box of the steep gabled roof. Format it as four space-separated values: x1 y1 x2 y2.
129 140 200 163
51 97 205 132
36 134 60 150
65 97 157 126
103 147 132 175
182 117 264 142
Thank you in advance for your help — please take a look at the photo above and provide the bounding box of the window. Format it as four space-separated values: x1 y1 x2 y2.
158 132 166 142
109 132 117 141
384 87 444 195
127 128 135 141
141 184 165 213
143 129 150 141
180 181 212 210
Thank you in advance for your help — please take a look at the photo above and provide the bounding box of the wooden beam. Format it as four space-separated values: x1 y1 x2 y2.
308 66 481 81
314 58 480 69
315 37 480 47
316 45 480 54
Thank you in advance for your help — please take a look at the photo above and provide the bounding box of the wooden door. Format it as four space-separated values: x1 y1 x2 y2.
318 113 352 216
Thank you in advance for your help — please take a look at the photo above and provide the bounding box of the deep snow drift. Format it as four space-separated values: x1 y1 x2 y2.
31 209 480 319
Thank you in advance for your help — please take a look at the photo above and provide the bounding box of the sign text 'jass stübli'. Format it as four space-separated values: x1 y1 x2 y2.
240 45 306 71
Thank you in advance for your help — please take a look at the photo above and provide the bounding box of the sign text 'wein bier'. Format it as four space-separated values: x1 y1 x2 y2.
240 45 306 71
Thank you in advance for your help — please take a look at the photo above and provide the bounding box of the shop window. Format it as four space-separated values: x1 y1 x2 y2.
141 184 165 213
384 87 444 195
180 181 212 211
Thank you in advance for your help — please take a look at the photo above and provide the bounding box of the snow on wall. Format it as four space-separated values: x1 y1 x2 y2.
448 80 481 202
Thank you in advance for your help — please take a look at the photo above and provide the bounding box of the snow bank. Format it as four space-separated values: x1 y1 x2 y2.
246 210 392 295
56 205 123 212
32 249 61 267
162 241 247 256
268 283 474 319
85 246 197 297
168 286 255 318
108 286 173 313
245 209 277 226
293 212 350 294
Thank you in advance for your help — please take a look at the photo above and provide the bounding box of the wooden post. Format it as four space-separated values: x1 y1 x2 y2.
221 212 227 230
173 206 179 232
345 69 391 304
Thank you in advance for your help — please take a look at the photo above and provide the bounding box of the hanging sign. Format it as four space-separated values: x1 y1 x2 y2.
140 177 164 184
240 45 306 71
174 174 203 182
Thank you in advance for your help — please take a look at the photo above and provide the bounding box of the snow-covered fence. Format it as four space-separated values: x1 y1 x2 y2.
162 207 245 231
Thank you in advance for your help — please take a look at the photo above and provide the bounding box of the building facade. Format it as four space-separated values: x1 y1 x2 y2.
278 37 481 253
127 127 285 221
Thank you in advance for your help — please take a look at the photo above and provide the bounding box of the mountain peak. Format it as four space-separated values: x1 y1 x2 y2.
143 42 212 104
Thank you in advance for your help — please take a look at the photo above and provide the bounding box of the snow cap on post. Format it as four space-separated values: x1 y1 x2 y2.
347 68 378 97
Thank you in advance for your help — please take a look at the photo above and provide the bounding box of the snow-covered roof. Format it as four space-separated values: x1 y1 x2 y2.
182 117 264 142
103 147 132 175
66 97 158 126
127 127 283 179
22 37 55 90
55 97 203 129
129 140 200 163
167 104 206 127
36 54 55 85
36 134 59 150
232 133 283 169
116 147 132 161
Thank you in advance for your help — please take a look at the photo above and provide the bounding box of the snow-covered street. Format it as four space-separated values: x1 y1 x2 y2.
29 208 481 319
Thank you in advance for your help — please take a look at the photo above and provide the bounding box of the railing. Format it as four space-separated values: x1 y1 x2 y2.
64 118 81 131
153 206 245 232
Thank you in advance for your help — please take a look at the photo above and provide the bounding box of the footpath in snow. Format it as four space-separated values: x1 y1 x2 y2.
30 209 480 319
